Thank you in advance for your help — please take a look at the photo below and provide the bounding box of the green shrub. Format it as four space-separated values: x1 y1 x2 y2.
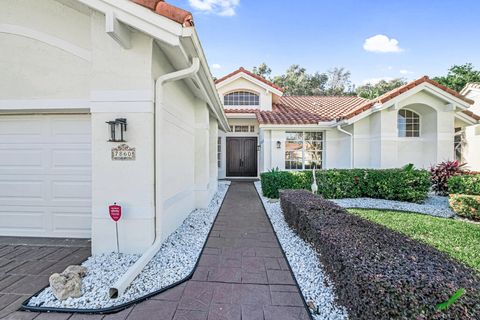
448 175 480 195
260 168 431 202
449 194 480 221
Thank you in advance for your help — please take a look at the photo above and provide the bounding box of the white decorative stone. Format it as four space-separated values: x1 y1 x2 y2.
28 181 230 309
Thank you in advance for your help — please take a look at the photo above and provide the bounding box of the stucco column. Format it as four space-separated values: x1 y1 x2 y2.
90 12 155 254
208 116 219 198
194 100 211 208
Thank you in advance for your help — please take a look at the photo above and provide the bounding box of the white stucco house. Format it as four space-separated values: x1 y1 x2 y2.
0 0 229 254
216 68 480 179
460 83 480 170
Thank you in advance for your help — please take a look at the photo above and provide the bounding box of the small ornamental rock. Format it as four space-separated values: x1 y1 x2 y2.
63 265 88 277
49 265 88 301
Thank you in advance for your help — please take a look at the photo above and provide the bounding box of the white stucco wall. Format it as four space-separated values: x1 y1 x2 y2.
1 0 221 255
89 12 156 254
0 0 91 99
462 88 480 170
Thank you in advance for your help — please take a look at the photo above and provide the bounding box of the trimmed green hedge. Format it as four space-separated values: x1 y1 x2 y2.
448 174 480 196
260 168 431 203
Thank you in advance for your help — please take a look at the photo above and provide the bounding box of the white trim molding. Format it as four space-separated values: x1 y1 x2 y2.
0 24 92 61
0 99 90 110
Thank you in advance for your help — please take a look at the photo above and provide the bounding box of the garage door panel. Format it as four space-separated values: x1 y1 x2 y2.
0 114 92 238
52 181 91 201
0 180 44 199
52 149 91 169
0 149 43 167
52 210 91 236
0 210 46 233
0 119 43 137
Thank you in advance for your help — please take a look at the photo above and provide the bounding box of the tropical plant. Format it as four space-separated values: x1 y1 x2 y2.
430 160 466 196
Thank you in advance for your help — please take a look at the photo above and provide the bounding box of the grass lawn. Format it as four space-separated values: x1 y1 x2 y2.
349 209 480 273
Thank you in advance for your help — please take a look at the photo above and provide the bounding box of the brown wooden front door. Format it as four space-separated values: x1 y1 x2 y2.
226 137 258 177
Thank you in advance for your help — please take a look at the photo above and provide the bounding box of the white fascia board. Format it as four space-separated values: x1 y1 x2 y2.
0 99 90 110
259 123 336 130
77 0 182 47
345 83 473 126
226 113 257 119
182 28 230 132
423 83 472 109
455 112 478 125
216 72 284 97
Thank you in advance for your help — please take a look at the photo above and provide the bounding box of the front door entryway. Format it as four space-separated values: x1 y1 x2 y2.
226 137 258 177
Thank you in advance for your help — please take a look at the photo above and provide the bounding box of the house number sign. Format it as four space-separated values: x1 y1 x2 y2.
111 144 136 161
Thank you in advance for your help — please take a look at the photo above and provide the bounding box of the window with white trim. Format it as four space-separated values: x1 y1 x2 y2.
285 132 323 170
234 125 249 132
398 109 420 137
224 91 260 106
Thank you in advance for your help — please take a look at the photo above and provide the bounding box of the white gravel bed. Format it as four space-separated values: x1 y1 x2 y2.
331 194 455 218
254 181 348 320
28 181 230 310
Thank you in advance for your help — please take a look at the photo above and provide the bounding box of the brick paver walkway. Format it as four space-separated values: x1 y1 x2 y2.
7 181 310 320
0 238 90 320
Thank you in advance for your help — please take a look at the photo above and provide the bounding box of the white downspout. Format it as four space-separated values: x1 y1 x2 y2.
109 57 201 298
337 124 354 168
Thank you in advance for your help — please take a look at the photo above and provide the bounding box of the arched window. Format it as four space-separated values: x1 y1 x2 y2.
398 109 420 137
224 91 259 106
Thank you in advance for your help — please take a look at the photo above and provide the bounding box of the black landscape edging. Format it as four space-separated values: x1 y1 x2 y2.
20 184 231 315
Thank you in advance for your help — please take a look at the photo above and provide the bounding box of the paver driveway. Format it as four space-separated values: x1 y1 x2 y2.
6 182 310 320
0 237 90 319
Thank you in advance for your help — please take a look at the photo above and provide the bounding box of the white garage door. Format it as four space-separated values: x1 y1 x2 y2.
0 114 92 238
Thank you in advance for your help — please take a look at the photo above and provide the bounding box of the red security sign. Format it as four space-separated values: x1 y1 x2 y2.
109 204 122 222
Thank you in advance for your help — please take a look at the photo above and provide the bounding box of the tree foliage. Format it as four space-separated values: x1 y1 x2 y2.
252 63 272 80
356 78 406 99
252 63 354 96
433 63 480 93
325 67 354 96
271 65 328 96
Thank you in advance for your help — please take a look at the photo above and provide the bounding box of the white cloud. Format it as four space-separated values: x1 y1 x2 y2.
211 63 221 69
363 34 403 53
362 77 394 85
399 69 413 75
188 0 240 16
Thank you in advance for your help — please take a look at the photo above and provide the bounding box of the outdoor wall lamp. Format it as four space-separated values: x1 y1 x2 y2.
106 118 127 142
276 141 281 149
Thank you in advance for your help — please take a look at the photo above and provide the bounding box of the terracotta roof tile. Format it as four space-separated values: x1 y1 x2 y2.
253 96 368 125
343 76 474 119
215 67 284 92
462 109 480 121
130 0 194 26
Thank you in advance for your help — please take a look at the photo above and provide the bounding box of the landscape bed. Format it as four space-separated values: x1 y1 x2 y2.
280 189 480 319
25 182 230 311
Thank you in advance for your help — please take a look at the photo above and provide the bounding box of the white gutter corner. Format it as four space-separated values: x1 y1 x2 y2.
109 57 201 299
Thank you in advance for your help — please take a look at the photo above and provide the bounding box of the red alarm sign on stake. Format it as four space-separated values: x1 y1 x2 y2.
109 204 122 222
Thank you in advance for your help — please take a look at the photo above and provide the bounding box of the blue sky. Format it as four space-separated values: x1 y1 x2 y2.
169 0 480 86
